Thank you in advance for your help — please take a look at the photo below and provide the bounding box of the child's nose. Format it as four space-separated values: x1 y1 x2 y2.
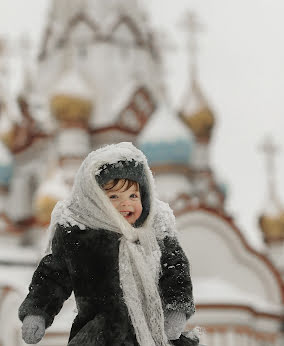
121 198 131 206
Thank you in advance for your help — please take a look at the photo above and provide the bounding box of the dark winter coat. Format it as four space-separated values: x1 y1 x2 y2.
19 223 195 346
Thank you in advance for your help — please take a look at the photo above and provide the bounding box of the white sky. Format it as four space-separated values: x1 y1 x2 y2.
1 0 284 250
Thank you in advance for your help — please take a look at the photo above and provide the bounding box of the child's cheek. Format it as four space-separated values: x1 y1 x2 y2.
136 202 143 218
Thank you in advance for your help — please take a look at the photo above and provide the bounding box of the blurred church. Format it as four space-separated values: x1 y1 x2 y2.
0 0 283 345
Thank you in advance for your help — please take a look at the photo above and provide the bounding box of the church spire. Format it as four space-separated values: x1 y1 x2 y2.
260 136 282 211
179 11 215 143
258 136 284 244
182 11 201 83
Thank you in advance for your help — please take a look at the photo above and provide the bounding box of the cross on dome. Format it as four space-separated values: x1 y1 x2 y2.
260 135 279 161
259 136 281 207
180 11 203 80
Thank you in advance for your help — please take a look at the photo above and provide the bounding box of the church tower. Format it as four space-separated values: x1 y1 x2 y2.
258 137 284 278
34 0 161 146
137 12 227 219
0 0 167 233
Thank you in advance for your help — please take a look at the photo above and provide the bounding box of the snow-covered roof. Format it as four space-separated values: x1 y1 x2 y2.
0 114 13 137
0 98 22 133
91 79 141 128
138 104 192 143
155 173 193 203
177 210 284 313
194 277 282 315
109 80 140 123
43 0 151 59
36 169 71 200
52 67 92 100
0 141 12 165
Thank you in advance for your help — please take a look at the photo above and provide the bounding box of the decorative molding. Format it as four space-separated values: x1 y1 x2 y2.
39 13 151 61
109 15 144 45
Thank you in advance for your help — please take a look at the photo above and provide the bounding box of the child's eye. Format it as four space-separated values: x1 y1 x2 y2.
109 194 118 199
130 194 138 198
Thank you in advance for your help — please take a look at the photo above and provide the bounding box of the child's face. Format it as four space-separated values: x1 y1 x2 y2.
104 180 143 225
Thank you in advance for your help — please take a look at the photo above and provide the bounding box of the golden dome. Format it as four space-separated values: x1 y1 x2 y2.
50 94 92 124
179 107 215 140
35 195 58 225
259 211 284 243
0 127 16 151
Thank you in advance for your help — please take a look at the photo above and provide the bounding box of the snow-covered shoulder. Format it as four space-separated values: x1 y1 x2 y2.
152 199 177 240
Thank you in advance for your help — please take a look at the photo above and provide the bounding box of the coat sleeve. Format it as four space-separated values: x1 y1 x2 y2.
18 225 73 328
158 235 195 319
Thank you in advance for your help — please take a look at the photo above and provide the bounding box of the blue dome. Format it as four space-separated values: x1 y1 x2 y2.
0 163 13 186
138 105 195 166
0 142 13 187
140 139 193 165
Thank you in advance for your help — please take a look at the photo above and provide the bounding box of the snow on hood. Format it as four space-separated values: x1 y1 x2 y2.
90 141 148 176
44 142 160 254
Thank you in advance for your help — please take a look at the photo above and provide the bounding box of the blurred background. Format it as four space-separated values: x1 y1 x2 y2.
0 0 283 345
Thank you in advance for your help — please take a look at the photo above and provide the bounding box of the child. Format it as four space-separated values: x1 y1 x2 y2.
19 142 198 346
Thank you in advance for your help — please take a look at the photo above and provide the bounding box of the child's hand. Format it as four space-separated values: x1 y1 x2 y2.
164 310 187 340
22 315 45 344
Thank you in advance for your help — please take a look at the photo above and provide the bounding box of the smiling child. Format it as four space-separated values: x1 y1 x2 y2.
19 142 198 346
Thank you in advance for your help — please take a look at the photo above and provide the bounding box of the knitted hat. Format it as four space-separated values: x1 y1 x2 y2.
95 160 150 227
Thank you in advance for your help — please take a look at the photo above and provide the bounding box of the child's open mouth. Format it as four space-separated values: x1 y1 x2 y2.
120 211 133 218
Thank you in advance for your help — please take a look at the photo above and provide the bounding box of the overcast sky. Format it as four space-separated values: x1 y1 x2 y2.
1 0 284 251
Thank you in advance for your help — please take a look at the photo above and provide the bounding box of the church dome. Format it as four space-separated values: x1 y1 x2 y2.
137 104 195 166
0 128 15 152
0 102 20 152
179 107 215 140
179 79 215 141
259 211 284 243
51 94 92 124
34 171 70 225
35 195 59 225
0 141 13 188
50 68 93 124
